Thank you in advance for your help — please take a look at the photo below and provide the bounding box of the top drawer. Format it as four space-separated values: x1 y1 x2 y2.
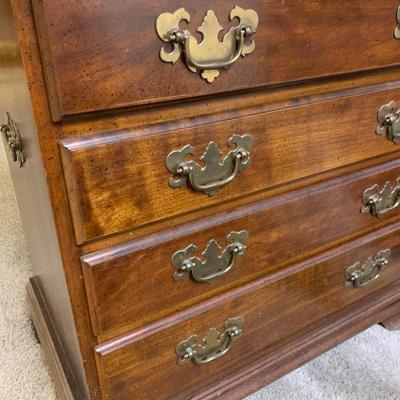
32 0 400 119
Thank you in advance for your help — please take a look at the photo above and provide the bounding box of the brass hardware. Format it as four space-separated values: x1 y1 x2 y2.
166 134 253 196
176 316 244 365
172 230 249 283
395 6 400 39
345 249 391 288
376 101 400 143
156 7 259 83
1 112 25 167
361 178 400 218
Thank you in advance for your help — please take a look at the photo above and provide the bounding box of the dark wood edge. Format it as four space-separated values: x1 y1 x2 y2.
60 78 400 148
380 303 400 331
189 284 400 400
27 277 87 400
58 144 86 245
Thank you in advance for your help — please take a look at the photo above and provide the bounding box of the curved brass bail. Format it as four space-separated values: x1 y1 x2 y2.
176 26 250 71
156 7 259 83
345 249 391 288
361 178 400 218
166 134 253 197
172 230 249 284
176 316 245 365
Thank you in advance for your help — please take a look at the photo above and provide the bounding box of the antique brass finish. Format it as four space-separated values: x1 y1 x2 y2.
172 230 249 283
395 6 400 39
361 178 400 218
156 7 259 83
0 112 25 167
166 134 253 196
376 101 400 143
176 316 244 365
345 249 391 289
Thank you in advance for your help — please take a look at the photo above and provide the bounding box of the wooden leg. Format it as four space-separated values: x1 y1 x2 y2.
380 308 400 331
27 277 84 400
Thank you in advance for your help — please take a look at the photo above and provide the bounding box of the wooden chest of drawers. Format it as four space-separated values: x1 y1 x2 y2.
1 1 400 399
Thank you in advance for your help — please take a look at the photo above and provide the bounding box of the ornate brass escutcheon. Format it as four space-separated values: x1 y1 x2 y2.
376 101 400 143
176 316 244 365
155 6 259 83
172 230 249 283
166 134 253 196
361 178 400 218
395 6 400 39
1 112 25 167
345 249 391 289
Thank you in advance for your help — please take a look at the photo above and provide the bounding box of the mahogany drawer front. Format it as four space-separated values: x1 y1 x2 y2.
82 159 400 336
33 0 400 119
61 87 400 244
95 224 400 400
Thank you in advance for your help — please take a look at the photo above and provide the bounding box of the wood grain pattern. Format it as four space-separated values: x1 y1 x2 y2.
82 159 400 337
31 0 400 119
94 223 400 400
4 1 101 397
187 295 400 400
61 87 400 244
6 0 400 398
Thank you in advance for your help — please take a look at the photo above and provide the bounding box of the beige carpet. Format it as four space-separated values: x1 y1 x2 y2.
0 144 399 400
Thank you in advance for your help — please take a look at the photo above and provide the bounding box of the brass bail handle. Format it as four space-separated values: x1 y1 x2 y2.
345 249 391 289
177 147 247 194
169 24 255 71
166 134 253 197
1 112 25 167
376 101 400 143
172 230 249 284
156 7 259 83
361 177 400 218
395 6 400 39
176 316 244 365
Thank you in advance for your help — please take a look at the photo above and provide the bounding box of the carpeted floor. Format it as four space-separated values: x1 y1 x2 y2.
0 143 399 400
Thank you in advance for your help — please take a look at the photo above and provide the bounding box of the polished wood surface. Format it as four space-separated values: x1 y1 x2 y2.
61 86 400 243
31 0 400 119
82 160 400 337
2 0 100 397
0 1 94 396
95 223 400 400
3 0 400 398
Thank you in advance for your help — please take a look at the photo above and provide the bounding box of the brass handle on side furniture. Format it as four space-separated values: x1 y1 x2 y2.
156 7 259 83
166 134 253 196
376 101 400 143
172 230 249 283
361 178 400 218
176 316 244 365
1 112 25 167
345 249 391 288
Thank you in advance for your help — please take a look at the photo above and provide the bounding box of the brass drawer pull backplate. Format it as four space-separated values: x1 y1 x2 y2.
1 112 25 167
361 178 400 218
166 134 253 196
345 249 391 288
172 230 249 283
376 101 400 143
395 6 400 39
176 316 244 365
156 7 259 83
